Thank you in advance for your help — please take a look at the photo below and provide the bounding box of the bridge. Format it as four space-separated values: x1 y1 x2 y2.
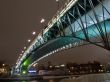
15 0 110 75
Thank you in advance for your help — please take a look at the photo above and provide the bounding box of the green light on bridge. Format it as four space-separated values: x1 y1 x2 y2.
23 59 30 66
22 70 27 75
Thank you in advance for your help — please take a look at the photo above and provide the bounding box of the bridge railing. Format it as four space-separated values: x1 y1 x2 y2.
45 0 78 34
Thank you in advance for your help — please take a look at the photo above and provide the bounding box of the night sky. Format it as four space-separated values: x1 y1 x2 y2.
0 0 66 66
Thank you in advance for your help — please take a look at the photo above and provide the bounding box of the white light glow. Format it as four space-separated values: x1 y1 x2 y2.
20 54 22 56
32 31 36 35
24 47 26 50
60 64 65 67
22 51 24 53
28 39 31 42
2 64 5 66
40 18 45 23
33 63 38 67
29 70 36 73
56 0 59 2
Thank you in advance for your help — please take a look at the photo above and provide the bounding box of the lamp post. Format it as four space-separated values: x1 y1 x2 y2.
32 31 36 35
56 0 60 11
40 18 45 42
40 18 45 24
28 39 31 43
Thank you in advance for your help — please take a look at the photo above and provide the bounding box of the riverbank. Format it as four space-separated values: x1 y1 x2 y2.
60 73 110 82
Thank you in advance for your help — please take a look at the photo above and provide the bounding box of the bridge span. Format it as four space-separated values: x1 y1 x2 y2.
15 0 110 75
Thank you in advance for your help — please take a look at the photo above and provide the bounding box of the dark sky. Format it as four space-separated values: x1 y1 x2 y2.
0 0 66 66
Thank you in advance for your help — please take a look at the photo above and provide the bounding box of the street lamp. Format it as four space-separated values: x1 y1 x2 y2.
24 47 26 50
20 54 22 56
56 0 60 11
2 64 5 66
40 18 45 24
56 0 58 1
32 31 36 35
40 18 45 42
28 39 31 43
22 51 24 53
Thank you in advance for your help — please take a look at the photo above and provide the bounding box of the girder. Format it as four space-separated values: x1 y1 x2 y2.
15 0 110 71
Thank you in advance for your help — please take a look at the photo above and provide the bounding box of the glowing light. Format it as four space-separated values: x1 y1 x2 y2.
40 18 45 23
55 65 60 68
63 46 65 49
66 45 69 48
56 0 59 2
60 64 65 67
22 81 26 82
20 54 22 56
54 50 57 53
33 63 37 67
100 65 103 67
22 51 24 53
24 47 26 50
2 64 5 66
69 43 72 47
22 71 26 74
101 70 103 72
28 39 31 42
32 31 36 35
28 70 36 73
50 66 52 68
23 59 30 66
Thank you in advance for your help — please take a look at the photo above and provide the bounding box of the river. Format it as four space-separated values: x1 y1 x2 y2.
2 79 61 82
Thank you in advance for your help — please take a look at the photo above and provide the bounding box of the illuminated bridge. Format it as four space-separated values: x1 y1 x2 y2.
15 0 110 75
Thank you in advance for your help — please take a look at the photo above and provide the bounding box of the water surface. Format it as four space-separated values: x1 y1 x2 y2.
2 79 61 82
